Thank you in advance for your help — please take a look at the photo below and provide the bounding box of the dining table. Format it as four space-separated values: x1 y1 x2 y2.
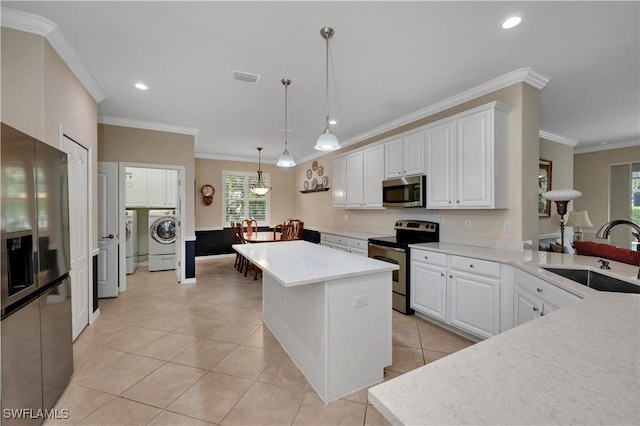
244 231 282 243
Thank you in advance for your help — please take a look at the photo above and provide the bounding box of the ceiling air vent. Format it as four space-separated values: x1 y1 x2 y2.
232 70 261 84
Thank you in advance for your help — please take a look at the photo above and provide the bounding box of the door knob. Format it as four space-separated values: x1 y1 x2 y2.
102 234 115 239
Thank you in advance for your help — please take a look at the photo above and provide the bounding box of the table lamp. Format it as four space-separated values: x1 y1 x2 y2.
565 210 593 241
542 189 582 253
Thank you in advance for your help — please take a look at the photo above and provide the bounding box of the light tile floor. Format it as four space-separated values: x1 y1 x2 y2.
47 257 475 425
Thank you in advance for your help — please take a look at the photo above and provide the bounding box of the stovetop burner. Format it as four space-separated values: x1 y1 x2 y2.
368 220 440 249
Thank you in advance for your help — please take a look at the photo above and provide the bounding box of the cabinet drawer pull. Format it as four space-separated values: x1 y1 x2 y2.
440 273 445 277
424 256 428 260
536 288 543 293
469 264 474 268
449 275 453 279
448 201 452 204
532 307 539 312
540 311 545 316
456 200 460 203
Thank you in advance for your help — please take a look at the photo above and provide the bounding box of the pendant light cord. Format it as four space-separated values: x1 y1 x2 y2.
284 81 288 148
325 34 330 126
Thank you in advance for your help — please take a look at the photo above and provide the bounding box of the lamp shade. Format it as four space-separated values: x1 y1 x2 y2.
276 148 296 167
314 129 340 151
565 210 593 228
541 189 582 201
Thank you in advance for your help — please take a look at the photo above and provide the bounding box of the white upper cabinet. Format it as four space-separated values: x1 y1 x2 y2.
363 145 384 208
384 130 425 179
425 101 511 210
346 151 364 208
334 144 385 209
125 167 178 208
332 156 347 208
425 121 455 208
125 167 148 207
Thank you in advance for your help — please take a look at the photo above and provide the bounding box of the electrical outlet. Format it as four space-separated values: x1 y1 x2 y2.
354 295 368 308
503 220 512 232
465 219 472 230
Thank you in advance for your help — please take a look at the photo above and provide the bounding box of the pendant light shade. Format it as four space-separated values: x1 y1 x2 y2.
250 147 272 196
277 79 296 167
315 26 340 152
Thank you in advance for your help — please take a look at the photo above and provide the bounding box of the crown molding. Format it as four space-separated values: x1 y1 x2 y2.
573 139 640 154
336 67 550 151
99 116 199 136
195 153 261 164
539 130 578 147
2 7 106 103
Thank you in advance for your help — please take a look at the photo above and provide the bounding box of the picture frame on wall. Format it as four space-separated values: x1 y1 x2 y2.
539 159 552 217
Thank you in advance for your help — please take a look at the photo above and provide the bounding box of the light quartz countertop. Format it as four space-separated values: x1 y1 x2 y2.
233 240 397 287
370 242 640 425
369 292 640 425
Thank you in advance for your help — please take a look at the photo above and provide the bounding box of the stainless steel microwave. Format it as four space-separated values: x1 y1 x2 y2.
382 175 426 208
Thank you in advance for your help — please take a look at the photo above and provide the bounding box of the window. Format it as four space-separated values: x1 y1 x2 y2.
223 170 270 226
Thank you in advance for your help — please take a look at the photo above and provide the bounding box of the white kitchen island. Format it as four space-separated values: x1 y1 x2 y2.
234 240 398 403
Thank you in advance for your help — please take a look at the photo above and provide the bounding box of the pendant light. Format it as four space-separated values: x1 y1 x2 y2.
314 26 340 152
250 147 272 196
277 78 296 167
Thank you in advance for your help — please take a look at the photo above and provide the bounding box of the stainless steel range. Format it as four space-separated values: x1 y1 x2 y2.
368 220 440 314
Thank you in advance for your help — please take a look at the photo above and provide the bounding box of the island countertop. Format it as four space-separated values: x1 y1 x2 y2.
369 292 640 425
233 240 398 287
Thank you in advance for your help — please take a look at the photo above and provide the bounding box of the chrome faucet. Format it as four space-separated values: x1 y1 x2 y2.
595 220 640 279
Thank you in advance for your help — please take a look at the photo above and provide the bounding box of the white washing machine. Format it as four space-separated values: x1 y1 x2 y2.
148 209 176 271
125 210 138 274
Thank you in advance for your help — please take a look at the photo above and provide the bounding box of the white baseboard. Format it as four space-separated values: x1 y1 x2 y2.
181 278 197 284
195 253 235 262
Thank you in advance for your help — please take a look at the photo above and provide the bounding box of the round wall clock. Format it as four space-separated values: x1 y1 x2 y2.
306 169 312 179
312 161 318 171
317 166 324 177
303 181 309 190
201 184 215 205
322 176 328 187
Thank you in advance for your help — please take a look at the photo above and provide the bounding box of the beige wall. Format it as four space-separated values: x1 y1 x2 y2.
293 83 540 249
195 158 296 229
574 145 640 241
538 138 574 236
1 28 99 249
98 124 196 236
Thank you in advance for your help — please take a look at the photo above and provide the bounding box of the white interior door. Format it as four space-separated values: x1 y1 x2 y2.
174 171 182 282
98 162 119 297
61 135 89 340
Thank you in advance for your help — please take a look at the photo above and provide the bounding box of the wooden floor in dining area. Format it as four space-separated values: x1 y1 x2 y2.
48 256 475 425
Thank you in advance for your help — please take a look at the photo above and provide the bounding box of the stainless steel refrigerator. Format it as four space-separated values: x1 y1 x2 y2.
1 123 73 425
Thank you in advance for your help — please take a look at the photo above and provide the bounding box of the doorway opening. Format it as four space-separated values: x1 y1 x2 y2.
118 162 184 293
609 161 640 250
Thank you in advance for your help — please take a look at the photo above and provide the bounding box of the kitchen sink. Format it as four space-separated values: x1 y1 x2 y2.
543 267 640 294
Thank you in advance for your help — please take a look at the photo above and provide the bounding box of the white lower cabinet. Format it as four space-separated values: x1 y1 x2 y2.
448 269 500 339
411 249 500 339
320 233 368 256
512 268 581 327
411 261 447 322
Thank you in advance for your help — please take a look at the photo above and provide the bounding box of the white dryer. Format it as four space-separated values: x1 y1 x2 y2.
125 210 138 274
148 209 176 271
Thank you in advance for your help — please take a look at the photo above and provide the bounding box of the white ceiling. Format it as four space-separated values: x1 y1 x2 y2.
3 1 639 163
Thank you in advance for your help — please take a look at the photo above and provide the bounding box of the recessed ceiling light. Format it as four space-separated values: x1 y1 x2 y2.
501 15 522 29
134 82 148 90
329 119 337 125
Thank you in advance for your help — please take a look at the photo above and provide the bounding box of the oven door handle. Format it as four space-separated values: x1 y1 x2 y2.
368 243 406 253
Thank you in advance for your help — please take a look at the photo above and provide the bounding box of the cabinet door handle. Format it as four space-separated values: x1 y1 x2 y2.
532 307 539 312
456 200 460 203
540 311 545 316
440 273 445 277
449 275 453 279
469 264 474 268
536 288 543 293
424 256 428 260
448 201 452 204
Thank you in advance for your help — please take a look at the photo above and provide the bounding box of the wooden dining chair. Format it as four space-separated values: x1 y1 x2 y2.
284 219 304 239
274 223 295 241
242 218 258 238
230 222 246 271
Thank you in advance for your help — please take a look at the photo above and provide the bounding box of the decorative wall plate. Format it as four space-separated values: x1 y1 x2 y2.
322 176 328 187
311 178 318 190
303 181 309 190
317 166 324 177
312 161 318 171
307 169 312 179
